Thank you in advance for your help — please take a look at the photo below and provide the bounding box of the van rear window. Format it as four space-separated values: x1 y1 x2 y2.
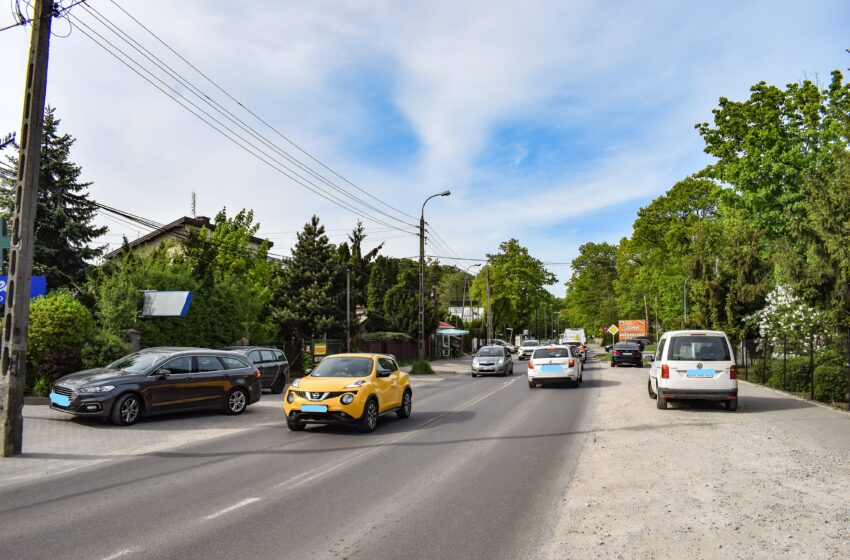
669 336 730 361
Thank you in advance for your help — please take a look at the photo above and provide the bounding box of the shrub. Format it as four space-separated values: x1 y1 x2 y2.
33 346 83 388
81 329 131 369
28 291 93 367
31 376 50 397
409 360 434 375
814 364 848 403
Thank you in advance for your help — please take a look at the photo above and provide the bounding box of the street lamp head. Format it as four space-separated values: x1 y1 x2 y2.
439 190 451 197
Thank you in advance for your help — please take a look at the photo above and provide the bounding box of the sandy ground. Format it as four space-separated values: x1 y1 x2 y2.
540 355 850 560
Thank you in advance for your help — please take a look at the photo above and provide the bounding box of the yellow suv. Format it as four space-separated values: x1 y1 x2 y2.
284 353 412 432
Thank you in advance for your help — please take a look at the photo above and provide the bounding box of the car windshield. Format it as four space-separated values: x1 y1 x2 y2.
669 336 730 361
521 341 539 347
311 357 374 377
534 348 569 359
476 347 504 357
107 351 170 374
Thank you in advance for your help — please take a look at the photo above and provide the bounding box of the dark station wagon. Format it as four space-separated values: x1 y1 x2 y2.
49 347 263 426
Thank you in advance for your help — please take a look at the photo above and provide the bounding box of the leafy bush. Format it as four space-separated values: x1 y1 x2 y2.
814 364 848 403
33 346 83 388
81 329 130 369
28 291 93 366
409 360 434 375
31 376 50 397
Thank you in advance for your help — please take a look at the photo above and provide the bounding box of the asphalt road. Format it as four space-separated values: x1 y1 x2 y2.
0 358 602 560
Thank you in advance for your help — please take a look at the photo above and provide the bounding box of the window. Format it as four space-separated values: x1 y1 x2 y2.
260 350 277 363
377 358 396 374
195 356 223 373
162 356 192 375
655 339 666 362
669 336 730 361
247 350 263 364
274 350 286 362
221 357 250 370
533 348 569 359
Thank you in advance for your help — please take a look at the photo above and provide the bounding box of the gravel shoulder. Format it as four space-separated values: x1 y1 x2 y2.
540 356 850 560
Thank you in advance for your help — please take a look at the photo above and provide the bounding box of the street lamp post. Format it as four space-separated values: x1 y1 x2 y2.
460 263 481 351
419 190 451 362
683 277 689 325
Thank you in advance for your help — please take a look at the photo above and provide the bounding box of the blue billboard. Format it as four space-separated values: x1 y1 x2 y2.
0 276 48 306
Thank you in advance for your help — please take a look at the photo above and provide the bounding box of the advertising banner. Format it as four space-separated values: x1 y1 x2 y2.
618 319 647 340
0 275 47 305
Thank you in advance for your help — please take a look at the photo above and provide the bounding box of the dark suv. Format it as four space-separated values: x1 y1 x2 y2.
222 346 290 393
49 348 263 425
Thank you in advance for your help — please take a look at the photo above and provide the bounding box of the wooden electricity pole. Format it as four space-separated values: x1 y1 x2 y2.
0 0 54 457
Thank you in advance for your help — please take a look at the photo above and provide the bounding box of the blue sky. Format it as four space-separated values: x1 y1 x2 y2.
1 0 848 294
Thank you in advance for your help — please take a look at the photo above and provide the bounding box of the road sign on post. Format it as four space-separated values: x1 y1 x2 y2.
608 324 619 347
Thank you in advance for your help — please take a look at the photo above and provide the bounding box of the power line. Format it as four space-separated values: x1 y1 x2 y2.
75 3 419 233
106 0 419 224
68 15 417 236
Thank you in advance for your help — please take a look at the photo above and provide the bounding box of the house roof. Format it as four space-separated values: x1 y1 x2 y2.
103 216 272 259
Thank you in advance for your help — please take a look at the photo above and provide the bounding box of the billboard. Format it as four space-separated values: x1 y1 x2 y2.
0 275 47 305
447 306 485 323
618 319 647 340
141 291 192 317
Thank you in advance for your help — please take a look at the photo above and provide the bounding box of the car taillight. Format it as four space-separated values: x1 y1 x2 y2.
661 364 669 379
252 370 261 380
527 361 534 370
568 358 575 367
613 350 621 355
730 365 737 380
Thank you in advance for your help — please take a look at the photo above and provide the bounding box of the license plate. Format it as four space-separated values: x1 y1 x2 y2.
301 404 328 413
540 365 564 373
49 392 70 407
687 369 714 378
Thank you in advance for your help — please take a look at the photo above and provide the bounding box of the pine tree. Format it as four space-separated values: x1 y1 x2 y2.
274 215 345 342
0 107 106 288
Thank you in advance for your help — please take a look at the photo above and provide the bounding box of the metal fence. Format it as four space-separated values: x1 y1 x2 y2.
733 330 850 408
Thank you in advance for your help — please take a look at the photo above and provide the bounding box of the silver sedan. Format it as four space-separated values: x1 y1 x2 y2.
472 346 513 377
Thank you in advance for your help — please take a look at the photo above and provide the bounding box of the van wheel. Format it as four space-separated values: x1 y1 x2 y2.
656 392 668 409
725 399 738 411
528 380 535 388
647 378 656 399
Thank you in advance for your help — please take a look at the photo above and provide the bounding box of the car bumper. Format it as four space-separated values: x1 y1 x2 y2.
472 364 510 374
49 393 115 418
612 356 643 366
283 390 367 422
528 370 580 383
658 387 738 400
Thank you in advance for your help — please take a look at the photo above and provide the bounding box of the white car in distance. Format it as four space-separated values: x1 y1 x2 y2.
527 345 583 388
517 340 540 360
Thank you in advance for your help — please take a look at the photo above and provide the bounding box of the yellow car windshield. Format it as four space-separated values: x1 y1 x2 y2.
311 357 374 377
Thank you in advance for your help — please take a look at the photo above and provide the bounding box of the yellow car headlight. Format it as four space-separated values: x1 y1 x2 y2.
340 393 355 405
286 391 295 404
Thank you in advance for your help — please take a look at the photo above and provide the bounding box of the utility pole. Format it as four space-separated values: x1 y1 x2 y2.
485 266 492 345
1 0 54 458
418 190 450 362
643 294 650 339
346 267 350 353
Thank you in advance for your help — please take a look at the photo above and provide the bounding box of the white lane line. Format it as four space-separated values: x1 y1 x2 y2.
272 376 520 491
204 497 262 520
100 549 135 560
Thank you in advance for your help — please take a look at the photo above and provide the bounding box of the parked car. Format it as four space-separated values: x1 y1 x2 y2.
527 345 583 388
491 339 518 353
610 342 643 367
518 339 540 360
647 330 738 411
566 342 586 363
630 336 654 349
472 346 513 376
284 353 412 432
222 346 289 393
49 348 263 426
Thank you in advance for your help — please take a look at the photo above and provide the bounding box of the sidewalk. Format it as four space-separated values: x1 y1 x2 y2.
401 355 473 375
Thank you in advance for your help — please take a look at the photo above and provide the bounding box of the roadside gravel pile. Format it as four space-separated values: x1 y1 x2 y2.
540 360 850 560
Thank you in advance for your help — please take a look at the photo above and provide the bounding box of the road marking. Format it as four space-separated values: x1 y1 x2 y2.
272 376 520 491
100 549 135 560
204 497 261 520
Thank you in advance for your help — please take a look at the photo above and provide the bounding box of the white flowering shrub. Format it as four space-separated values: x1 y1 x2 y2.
750 284 822 340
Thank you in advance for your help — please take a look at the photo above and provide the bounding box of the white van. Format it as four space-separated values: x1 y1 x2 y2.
647 330 738 410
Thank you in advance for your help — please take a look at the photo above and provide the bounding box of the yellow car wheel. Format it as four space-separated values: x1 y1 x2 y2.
396 390 412 419
358 398 379 433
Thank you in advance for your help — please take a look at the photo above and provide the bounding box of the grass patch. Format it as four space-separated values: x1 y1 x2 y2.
409 360 435 375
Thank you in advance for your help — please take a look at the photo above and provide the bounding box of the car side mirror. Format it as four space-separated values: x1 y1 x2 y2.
377 369 391 378
155 368 172 378
644 355 654 362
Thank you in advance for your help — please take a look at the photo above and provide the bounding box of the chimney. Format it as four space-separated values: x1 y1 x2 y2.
195 215 211 226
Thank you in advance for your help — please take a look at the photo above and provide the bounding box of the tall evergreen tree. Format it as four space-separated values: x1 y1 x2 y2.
274 215 345 342
0 107 106 288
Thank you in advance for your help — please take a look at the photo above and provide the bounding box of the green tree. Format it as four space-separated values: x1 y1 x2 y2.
563 242 618 333
274 215 345 342
0 107 107 288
